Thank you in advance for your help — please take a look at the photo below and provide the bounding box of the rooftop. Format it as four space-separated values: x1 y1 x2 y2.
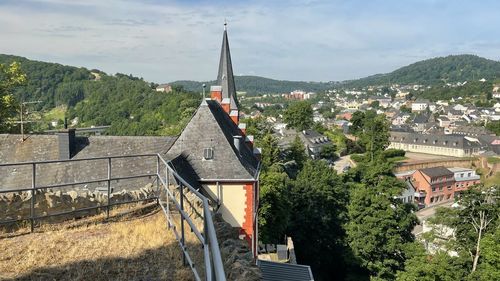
419 166 454 178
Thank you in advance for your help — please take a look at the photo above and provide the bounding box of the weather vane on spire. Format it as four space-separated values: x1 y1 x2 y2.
224 19 227 30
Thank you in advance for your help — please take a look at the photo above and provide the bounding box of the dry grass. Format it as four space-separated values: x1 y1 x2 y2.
0 205 197 281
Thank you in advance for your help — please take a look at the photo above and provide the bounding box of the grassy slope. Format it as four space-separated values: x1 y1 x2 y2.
0 208 196 281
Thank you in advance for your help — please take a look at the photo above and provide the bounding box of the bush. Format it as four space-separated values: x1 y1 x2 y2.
382 149 406 159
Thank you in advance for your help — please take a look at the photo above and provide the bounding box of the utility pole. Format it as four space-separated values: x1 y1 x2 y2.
19 100 41 142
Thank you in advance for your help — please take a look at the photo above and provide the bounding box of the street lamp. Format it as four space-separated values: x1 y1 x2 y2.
20 100 41 142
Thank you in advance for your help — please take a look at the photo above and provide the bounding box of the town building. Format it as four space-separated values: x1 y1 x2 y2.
447 167 481 195
388 131 482 157
411 167 456 206
411 99 429 112
299 130 332 159
155 83 172 92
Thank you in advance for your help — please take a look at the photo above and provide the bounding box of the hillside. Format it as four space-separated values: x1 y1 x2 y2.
171 75 335 95
0 54 93 109
0 54 200 136
342 54 500 87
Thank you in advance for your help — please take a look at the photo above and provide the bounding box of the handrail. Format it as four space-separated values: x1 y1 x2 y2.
158 154 226 281
0 153 226 281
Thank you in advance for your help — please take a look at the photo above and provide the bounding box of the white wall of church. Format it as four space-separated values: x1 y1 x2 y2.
206 183 246 227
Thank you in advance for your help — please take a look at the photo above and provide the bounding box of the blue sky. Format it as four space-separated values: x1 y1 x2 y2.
0 0 499 83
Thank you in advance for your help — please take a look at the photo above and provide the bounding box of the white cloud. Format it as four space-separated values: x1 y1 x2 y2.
0 0 499 82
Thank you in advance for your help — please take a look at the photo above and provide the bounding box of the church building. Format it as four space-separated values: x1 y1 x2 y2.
165 23 261 255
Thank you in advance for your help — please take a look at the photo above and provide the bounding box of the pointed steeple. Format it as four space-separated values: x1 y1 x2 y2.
217 21 238 110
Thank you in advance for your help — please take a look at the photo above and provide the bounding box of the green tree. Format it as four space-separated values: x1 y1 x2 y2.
285 135 307 171
346 160 418 280
427 185 499 273
359 114 390 162
485 120 500 135
319 143 338 161
283 101 313 130
288 160 349 280
396 243 469 281
258 165 291 245
259 133 281 170
0 61 27 131
350 111 365 136
471 227 500 280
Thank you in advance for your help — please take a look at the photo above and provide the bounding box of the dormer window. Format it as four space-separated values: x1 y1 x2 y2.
433 140 437 144
414 138 418 142
423 139 428 143
203 147 214 160
443 141 448 145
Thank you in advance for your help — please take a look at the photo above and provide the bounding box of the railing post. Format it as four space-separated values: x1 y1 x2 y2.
106 157 111 218
30 163 36 232
166 167 170 229
156 156 160 205
180 182 186 266
204 206 214 281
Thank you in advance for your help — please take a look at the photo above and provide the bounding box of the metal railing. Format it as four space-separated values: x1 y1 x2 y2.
0 154 226 281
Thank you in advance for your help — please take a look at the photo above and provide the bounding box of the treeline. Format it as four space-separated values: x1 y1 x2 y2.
0 54 201 135
416 80 496 102
171 75 335 96
68 75 199 135
343 54 500 88
0 54 93 109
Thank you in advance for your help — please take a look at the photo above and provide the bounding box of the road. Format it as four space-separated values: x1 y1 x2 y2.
333 155 355 174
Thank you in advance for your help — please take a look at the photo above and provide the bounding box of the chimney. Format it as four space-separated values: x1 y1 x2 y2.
210 86 222 103
246 135 254 150
253 147 262 162
238 123 247 136
221 98 231 114
233 135 242 154
230 110 239 125
57 128 76 159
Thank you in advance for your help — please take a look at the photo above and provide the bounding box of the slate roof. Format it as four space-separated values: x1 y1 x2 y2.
0 134 176 191
420 166 454 178
389 131 482 149
301 129 331 148
258 260 314 281
413 113 429 124
165 100 259 181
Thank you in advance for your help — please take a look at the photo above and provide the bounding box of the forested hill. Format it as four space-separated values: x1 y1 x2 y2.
171 75 335 95
0 54 200 136
342 54 500 87
0 54 93 109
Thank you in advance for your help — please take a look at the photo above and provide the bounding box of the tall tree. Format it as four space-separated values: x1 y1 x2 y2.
283 101 313 130
258 165 291 245
346 160 418 280
285 135 308 171
359 114 390 161
0 61 26 131
288 160 349 280
259 133 281 170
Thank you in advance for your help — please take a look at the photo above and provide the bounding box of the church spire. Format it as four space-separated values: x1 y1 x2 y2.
217 21 238 110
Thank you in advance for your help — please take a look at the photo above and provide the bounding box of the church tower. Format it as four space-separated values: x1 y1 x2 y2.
167 22 261 257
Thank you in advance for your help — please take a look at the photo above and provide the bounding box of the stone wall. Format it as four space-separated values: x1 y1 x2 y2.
169 185 261 281
0 184 156 223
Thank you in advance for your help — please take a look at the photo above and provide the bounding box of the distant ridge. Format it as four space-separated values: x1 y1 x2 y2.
171 54 500 93
341 54 500 88
170 75 335 96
